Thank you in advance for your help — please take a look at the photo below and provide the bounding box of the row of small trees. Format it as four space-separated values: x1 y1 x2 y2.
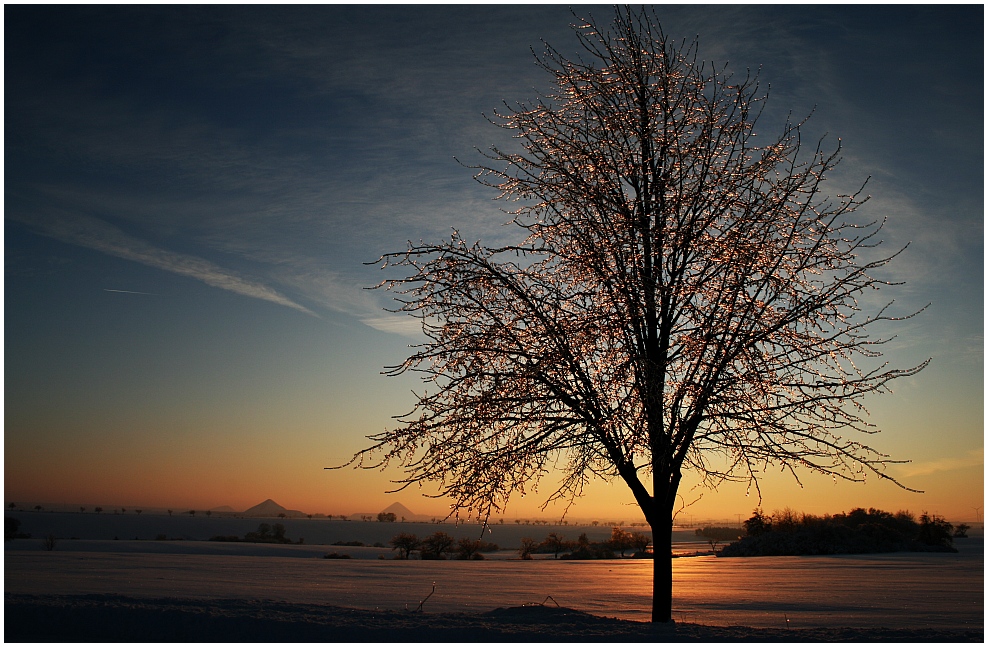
518 528 651 560
388 532 499 559
9 503 131 515
209 523 304 545
6 504 644 527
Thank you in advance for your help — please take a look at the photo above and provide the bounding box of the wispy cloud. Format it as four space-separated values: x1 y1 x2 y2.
899 448 983 478
18 211 315 316
271 266 425 338
358 315 422 337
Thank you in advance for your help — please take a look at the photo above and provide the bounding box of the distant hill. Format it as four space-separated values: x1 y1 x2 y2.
346 502 433 522
209 505 236 513
243 499 307 518
381 502 420 520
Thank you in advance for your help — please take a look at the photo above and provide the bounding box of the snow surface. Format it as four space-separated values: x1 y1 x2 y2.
5 594 980 642
5 510 982 638
5 537 981 630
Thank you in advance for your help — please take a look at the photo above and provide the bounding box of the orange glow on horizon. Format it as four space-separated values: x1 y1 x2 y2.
5 447 981 524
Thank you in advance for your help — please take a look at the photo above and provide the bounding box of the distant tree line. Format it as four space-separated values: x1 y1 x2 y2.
517 528 651 560
330 539 386 548
719 508 960 556
209 523 303 545
388 532 500 560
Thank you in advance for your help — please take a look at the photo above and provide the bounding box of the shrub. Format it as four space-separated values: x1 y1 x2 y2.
323 552 352 559
555 532 615 560
918 512 954 548
561 543 614 560
608 528 633 557
629 531 651 555
539 532 569 559
5 517 24 540
518 537 538 559
456 538 482 560
243 523 292 544
389 533 420 559
420 532 455 559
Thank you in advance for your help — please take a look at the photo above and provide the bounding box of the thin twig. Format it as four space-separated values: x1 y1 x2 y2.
413 582 436 612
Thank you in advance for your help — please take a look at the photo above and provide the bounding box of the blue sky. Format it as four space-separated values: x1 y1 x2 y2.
5 5 983 521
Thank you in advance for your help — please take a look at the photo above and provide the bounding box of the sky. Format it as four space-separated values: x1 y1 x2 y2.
5 5 983 524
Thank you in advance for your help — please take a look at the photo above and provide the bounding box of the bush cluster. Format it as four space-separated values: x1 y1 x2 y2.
388 531 500 560
210 523 302 545
518 527 651 560
5 517 30 540
719 508 958 556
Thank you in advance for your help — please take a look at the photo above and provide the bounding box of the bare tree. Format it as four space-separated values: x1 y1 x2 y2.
389 532 419 559
420 531 456 559
540 532 567 559
629 531 651 555
518 537 538 559
336 7 927 622
455 537 485 560
609 527 633 557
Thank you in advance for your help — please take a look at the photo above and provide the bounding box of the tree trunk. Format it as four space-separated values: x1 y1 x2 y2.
651 518 674 623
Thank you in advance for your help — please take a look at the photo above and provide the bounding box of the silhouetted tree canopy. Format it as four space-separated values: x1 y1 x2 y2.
723 507 956 556
337 7 928 622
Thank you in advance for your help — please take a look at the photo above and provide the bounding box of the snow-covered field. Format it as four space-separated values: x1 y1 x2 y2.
5 511 983 640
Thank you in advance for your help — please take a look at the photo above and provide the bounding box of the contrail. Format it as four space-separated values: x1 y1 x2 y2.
104 288 156 295
13 211 317 316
